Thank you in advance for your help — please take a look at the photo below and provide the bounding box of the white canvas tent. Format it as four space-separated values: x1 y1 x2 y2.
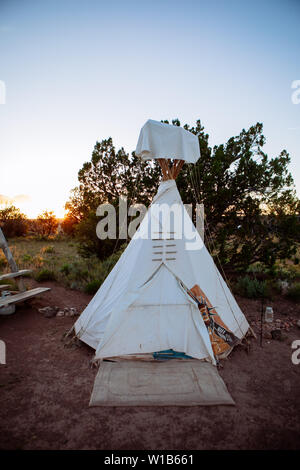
74 120 249 366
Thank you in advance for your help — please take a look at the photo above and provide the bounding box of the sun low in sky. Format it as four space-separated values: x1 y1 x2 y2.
0 193 66 219
0 0 299 219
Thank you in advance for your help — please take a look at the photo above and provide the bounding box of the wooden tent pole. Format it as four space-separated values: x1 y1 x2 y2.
158 159 168 180
158 158 185 180
160 159 166 180
174 160 184 178
167 159 173 179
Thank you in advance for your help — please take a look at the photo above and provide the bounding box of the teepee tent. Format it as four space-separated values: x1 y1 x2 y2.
74 120 249 366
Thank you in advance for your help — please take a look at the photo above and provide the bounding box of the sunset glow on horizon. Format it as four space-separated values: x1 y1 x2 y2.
0 193 68 219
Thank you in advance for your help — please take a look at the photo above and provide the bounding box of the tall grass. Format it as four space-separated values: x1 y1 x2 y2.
1 237 299 295
0 237 124 293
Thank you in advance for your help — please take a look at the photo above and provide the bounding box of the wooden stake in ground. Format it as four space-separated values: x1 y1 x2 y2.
260 296 264 347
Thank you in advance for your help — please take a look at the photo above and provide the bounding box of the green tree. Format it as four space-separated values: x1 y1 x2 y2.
0 205 27 237
65 137 161 257
175 120 300 269
36 210 59 237
61 213 78 236
66 121 299 268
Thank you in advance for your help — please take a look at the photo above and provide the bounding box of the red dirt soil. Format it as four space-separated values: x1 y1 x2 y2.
0 281 300 450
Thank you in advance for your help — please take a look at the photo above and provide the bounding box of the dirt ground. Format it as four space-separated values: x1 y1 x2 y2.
0 281 300 450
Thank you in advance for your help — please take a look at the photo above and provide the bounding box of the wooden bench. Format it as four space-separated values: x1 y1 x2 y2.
0 269 32 281
0 287 51 308
0 228 51 311
0 284 11 291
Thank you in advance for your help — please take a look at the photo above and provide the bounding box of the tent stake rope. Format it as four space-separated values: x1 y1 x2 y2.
187 163 247 339
192 162 257 340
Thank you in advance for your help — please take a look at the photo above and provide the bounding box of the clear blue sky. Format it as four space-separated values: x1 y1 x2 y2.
0 0 299 217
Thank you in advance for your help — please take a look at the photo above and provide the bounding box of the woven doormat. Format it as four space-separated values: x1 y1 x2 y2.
89 360 235 406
